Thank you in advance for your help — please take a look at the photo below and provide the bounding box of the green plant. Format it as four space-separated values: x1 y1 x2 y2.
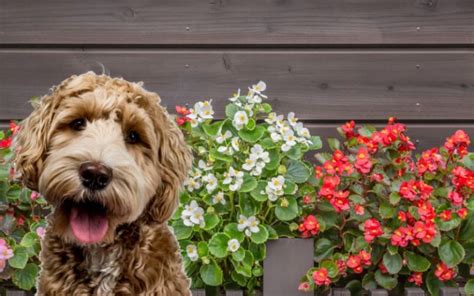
297 119 474 296
171 82 322 292
0 122 48 291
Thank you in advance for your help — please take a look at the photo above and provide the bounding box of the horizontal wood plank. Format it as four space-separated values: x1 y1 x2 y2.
1 121 472 153
1 49 473 121
0 0 473 45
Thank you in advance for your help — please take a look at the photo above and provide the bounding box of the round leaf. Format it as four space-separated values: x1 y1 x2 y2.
439 240 465 267
284 160 310 183
382 252 402 275
405 251 431 272
12 263 38 291
200 260 223 286
250 225 269 244
9 246 29 269
275 197 299 221
209 233 230 258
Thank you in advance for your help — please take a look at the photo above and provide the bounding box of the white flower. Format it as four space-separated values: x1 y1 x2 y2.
295 122 311 139
281 129 297 152
265 112 284 125
223 167 244 191
231 137 240 152
287 112 298 127
229 89 241 102
184 177 201 192
237 215 260 237
198 160 213 171
249 81 268 98
212 191 226 205
242 155 257 171
202 173 218 193
247 95 262 104
216 130 232 144
233 111 249 130
265 176 285 201
195 100 214 119
227 239 240 253
181 201 205 227
186 244 199 261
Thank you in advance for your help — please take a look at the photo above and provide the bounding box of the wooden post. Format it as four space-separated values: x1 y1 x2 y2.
225 290 244 296
404 287 426 296
263 238 314 296
440 287 460 296
369 289 389 296
332 288 351 296
191 289 206 296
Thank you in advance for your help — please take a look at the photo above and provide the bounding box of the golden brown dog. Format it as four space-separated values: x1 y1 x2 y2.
14 72 192 295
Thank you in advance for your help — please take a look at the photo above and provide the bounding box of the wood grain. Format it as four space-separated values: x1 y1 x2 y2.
1 49 473 121
1 0 473 45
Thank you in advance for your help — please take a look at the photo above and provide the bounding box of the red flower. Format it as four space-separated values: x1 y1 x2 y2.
413 221 437 244
298 215 320 238
303 195 313 205
0 137 12 149
347 255 361 269
408 272 423 286
364 218 383 243
452 166 474 191
445 130 470 157
416 201 436 222
457 208 468 219
319 175 340 198
397 211 407 222
370 173 384 182
323 150 354 176
399 180 432 202
312 268 331 286
9 121 20 135
355 147 373 174
314 166 323 178
448 191 464 206
298 282 311 291
341 120 356 138
391 226 414 247
330 191 350 212
175 105 190 115
354 204 365 215
439 210 452 222
359 250 372 266
16 215 25 226
435 262 456 281
417 148 444 176
336 259 347 275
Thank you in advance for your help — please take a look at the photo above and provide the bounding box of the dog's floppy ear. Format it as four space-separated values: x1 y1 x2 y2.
14 89 63 191
149 102 192 223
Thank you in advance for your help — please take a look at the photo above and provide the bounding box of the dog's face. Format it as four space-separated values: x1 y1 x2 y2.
14 72 191 245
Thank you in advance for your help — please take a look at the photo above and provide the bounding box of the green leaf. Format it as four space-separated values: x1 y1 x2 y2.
203 213 220 231
238 126 265 143
20 232 38 248
462 153 474 171
200 260 223 286
261 103 272 113
383 252 402 275
283 180 297 195
232 248 246 262
224 223 245 243
426 270 443 296
439 240 465 267
260 137 276 149
275 197 299 221
362 273 377 290
308 136 322 150
265 148 280 171
286 146 303 160
389 192 401 205
465 279 474 294
9 246 29 269
208 233 230 258
250 181 268 202
327 138 340 151
321 260 339 278
437 216 461 232
240 174 258 193
210 148 233 162
387 245 398 255
197 242 209 257
358 125 376 137
285 159 310 183
374 270 397 290
250 225 269 244
172 220 193 240
314 238 336 262
231 270 247 287
379 202 396 219
202 120 225 137
405 251 431 272
225 104 240 119
246 118 256 130
12 263 38 291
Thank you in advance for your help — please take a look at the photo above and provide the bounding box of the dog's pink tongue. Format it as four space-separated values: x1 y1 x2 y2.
70 206 108 244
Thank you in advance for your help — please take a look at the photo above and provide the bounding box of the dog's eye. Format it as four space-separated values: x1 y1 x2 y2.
126 130 140 144
69 118 86 131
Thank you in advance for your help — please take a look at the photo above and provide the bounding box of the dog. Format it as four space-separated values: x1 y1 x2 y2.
14 72 192 295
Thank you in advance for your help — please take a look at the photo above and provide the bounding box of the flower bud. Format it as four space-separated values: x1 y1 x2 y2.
277 165 287 175
280 198 289 208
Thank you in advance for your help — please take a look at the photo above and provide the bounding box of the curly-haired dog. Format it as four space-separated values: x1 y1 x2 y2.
14 72 192 295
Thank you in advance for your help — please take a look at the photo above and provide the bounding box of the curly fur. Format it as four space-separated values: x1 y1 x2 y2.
14 72 192 295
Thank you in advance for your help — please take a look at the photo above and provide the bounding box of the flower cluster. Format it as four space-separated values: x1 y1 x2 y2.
300 119 474 295
171 82 322 292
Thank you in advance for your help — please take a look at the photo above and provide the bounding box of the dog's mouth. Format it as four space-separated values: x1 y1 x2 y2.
64 199 109 244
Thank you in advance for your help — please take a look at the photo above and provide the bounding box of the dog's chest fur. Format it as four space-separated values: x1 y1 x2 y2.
36 221 190 296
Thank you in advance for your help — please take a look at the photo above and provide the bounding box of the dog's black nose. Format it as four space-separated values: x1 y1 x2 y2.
79 162 112 190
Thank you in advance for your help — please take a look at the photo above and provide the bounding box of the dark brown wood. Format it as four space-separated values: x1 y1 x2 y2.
1 0 473 45
264 238 314 296
1 49 473 121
